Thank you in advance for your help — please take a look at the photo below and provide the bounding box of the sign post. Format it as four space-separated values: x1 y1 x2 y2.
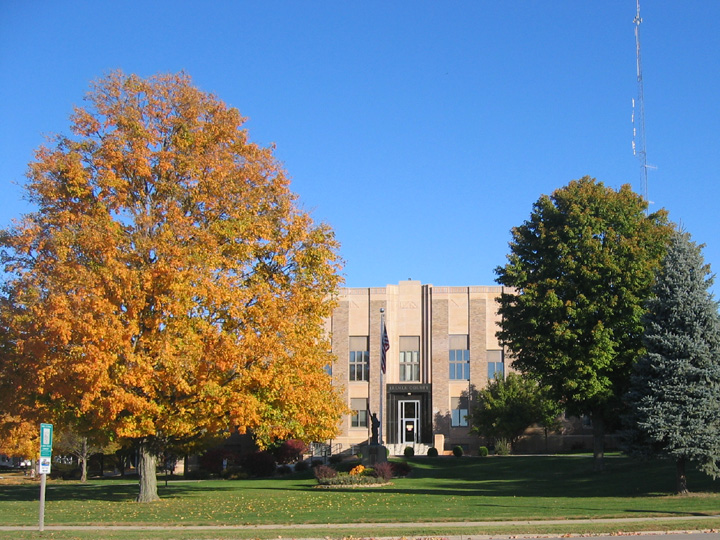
38 423 53 532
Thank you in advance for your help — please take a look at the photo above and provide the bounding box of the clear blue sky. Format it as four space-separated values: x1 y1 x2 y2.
2 1 718 289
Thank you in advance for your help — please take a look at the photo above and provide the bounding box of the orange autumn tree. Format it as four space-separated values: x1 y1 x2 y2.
0 71 345 501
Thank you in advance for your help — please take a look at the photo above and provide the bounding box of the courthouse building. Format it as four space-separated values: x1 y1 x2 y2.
325 279 508 455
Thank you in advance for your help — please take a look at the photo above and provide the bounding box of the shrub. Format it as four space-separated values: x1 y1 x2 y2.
391 461 412 477
427 447 439 457
184 469 213 480
478 446 489 457
373 461 393 481
277 465 292 475
49 463 81 480
316 473 386 486
335 459 362 473
242 451 277 477
313 464 337 480
198 448 241 474
294 461 309 472
495 438 511 455
310 459 324 467
349 464 366 476
403 446 415 458
328 454 344 465
220 466 247 480
273 439 308 465
452 445 464 458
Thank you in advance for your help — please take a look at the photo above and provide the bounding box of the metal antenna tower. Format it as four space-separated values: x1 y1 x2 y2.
632 0 650 205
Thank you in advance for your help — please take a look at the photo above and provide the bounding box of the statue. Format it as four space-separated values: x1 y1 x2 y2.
370 413 380 445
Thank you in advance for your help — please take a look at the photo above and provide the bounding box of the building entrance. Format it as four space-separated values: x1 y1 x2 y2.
386 384 431 444
398 400 420 444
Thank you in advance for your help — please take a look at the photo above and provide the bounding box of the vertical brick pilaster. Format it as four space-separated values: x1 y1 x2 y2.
331 299 350 436
432 297 449 435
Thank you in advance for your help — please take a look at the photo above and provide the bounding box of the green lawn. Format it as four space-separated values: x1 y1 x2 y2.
1 454 719 539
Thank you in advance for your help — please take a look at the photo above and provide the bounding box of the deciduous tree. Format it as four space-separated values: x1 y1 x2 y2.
469 372 559 451
625 230 720 494
53 429 109 483
496 177 671 470
0 71 345 501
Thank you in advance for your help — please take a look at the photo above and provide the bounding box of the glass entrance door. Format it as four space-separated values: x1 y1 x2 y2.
398 400 420 444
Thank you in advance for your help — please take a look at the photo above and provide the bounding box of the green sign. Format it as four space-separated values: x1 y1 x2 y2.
39 423 53 458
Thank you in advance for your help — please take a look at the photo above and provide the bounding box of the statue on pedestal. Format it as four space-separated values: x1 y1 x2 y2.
370 413 380 445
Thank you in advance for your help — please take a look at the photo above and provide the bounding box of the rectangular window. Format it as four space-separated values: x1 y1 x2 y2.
350 398 368 428
449 334 470 380
349 336 369 382
399 336 420 382
487 350 504 380
451 397 468 427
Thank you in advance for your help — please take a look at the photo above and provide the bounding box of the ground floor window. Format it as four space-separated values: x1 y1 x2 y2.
487 349 504 380
451 396 468 427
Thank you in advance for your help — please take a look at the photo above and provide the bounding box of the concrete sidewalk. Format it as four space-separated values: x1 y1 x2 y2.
1 514 719 536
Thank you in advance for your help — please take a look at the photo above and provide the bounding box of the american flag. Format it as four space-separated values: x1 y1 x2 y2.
381 321 389 375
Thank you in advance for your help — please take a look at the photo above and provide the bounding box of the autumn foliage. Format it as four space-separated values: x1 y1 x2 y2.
0 71 345 500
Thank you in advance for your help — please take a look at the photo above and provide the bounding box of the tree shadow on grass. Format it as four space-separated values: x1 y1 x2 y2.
3 455 719 505
0 479 260 503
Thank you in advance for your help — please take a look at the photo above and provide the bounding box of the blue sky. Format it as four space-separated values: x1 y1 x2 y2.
1 1 718 289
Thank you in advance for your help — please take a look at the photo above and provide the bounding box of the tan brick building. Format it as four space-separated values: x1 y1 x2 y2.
326 279 508 455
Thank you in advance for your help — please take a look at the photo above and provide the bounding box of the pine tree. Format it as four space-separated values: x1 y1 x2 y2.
626 230 720 494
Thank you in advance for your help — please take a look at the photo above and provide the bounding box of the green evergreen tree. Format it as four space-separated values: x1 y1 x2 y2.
626 230 720 494
496 177 672 470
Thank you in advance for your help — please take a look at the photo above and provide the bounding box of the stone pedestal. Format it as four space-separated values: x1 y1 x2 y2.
361 445 388 467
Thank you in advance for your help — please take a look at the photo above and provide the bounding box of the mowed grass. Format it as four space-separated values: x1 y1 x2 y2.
1 454 719 529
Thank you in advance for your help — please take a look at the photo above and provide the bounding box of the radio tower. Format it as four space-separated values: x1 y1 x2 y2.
632 0 650 206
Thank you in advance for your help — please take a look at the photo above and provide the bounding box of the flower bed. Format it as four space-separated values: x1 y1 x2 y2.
313 461 410 487
315 473 390 487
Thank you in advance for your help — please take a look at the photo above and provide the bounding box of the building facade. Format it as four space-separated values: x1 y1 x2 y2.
326 280 508 455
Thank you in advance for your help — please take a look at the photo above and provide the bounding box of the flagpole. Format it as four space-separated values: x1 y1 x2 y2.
379 308 385 446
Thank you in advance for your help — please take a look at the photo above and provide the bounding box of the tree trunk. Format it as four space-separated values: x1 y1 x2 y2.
136 441 160 502
591 411 605 472
676 457 689 495
80 437 88 483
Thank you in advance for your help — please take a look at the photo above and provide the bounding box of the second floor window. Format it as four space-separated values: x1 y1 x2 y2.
349 336 369 381
449 334 470 380
399 336 420 382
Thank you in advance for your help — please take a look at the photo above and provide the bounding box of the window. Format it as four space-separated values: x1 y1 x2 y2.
449 334 469 380
350 398 368 428
487 350 504 380
451 397 468 427
399 336 420 382
349 336 369 381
